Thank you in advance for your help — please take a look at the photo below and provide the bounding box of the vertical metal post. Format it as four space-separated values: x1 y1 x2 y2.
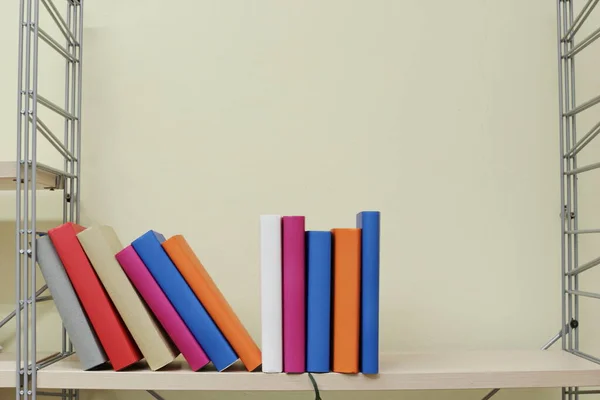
30 1 40 399
567 0 580 361
557 0 567 358
15 0 25 398
75 0 84 224
22 0 33 399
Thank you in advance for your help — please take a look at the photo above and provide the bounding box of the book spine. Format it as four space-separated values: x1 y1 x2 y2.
331 228 361 373
260 215 283 373
35 236 107 371
48 223 142 371
77 226 178 371
162 235 262 371
131 230 238 371
306 231 332 373
282 216 306 373
357 211 381 374
116 245 209 371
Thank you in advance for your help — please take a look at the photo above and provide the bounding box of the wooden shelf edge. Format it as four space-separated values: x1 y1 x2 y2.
25 350 600 391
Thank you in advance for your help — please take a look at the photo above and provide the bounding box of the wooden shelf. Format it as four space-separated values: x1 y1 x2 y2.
0 161 67 221
0 161 66 191
24 350 600 391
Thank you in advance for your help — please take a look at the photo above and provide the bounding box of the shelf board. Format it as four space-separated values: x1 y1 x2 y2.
26 350 600 391
0 161 66 191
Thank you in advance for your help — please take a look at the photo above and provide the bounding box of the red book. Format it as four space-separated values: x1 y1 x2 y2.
48 223 142 370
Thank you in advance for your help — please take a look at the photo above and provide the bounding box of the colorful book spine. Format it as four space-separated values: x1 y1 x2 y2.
282 216 306 373
259 215 283 373
357 211 381 374
163 235 262 371
77 226 179 371
48 223 142 371
116 245 210 371
131 230 238 371
36 235 108 371
331 228 361 374
306 231 332 373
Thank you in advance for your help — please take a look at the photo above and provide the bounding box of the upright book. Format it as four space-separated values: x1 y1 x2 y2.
36 235 108 370
259 215 283 373
356 211 381 374
306 231 332 373
163 235 262 371
77 225 179 371
48 223 142 371
282 216 306 373
131 230 238 371
331 228 361 374
116 245 210 371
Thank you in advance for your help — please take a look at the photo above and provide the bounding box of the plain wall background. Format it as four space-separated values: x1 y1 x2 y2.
2 0 599 399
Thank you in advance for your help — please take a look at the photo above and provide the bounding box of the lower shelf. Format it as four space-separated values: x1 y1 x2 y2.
2 350 600 391
26 350 600 391
0 161 66 191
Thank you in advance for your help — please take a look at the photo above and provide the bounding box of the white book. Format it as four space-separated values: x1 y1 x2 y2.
260 215 283 373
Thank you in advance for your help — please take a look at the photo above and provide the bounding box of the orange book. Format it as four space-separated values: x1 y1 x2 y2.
332 228 361 373
162 235 262 371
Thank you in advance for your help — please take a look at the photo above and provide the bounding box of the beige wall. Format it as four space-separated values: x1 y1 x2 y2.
0 1 596 399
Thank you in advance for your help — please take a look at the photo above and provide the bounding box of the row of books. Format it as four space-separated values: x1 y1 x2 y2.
260 211 381 374
37 223 261 372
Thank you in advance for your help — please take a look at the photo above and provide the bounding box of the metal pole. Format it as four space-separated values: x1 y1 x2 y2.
567 0 580 367
15 0 25 397
22 0 33 398
557 0 567 356
75 0 84 224
30 1 40 399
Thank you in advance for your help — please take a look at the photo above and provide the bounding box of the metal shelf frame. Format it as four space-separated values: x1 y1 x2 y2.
14 0 83 399
4 1 600 399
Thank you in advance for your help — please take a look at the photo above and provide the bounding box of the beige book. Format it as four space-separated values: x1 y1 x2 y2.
77 225 179 370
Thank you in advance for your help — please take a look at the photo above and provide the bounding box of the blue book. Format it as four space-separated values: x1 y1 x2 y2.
356 211 380 374
305 231 332 373
131 230 238 371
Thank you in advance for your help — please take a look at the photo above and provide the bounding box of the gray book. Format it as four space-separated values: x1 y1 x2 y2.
36 235 108 370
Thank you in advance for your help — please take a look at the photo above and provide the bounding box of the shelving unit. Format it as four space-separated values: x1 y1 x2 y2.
3 0 600 399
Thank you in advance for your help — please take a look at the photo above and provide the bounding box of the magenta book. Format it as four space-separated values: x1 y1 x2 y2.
115 245 210 371
282 216 306 372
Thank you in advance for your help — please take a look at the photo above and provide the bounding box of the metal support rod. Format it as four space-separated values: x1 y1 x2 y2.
564 119 600 158
36 27 77 63
564 93 600 117
563 25 600 59
566 290 600 300
566 389 600 395
0 286 48 329
75 0 83 224
147 391 166 400
565 255 600 276
39 0 76 45
15 0 25 398
562 0 599 41
31 1 41 398
30 117 77 161
557 0 567 354
481 325 570 400
565 229 600 234
36 94 77 120
564 161 600 175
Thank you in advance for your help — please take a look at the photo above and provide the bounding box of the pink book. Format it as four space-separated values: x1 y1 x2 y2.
282 216 306 372
115 245 210 371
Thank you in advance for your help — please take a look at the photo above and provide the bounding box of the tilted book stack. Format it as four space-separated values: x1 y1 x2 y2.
36 224 261 372
260 211 381 375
